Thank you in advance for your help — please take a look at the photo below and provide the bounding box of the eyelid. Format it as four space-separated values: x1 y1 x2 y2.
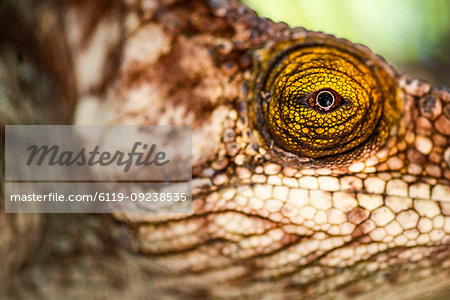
252 37 400 164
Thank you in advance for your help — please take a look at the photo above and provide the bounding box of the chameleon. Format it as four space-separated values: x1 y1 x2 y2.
0 0 449 299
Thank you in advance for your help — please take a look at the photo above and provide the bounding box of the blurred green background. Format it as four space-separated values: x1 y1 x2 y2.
243 0 450 86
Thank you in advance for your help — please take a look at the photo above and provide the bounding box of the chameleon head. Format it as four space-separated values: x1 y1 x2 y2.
254 37 401 161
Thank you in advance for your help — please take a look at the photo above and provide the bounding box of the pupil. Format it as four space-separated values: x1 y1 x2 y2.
317 91 334 108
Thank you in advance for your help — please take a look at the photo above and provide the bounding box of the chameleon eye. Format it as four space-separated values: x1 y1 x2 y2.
253 37 400 160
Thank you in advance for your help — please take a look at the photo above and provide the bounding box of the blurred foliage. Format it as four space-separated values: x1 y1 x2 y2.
244 0 450 85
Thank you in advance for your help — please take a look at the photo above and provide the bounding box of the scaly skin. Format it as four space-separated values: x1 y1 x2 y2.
1 0 449 299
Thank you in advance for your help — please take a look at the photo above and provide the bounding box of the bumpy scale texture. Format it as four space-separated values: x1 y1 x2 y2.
1 0 449 299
